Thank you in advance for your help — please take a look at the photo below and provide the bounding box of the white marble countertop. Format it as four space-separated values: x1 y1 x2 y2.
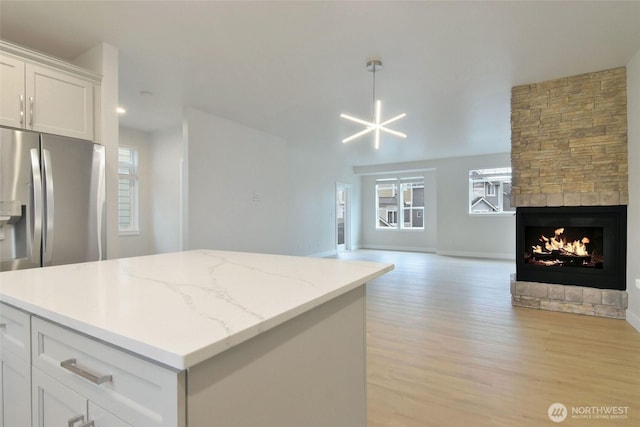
0 250 393 370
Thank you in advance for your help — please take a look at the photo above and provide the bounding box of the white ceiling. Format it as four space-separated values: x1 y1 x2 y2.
2 1 639 164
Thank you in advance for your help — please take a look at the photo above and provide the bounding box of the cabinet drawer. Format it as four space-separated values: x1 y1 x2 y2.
0 302 30 361
32 317 185 426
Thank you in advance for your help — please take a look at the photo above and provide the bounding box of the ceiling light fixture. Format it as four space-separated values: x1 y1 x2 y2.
341 59 407 150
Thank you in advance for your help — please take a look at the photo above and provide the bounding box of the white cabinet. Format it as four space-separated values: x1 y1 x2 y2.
32 368 131 427
1 348 31 427
89 402 132 427
0 41 100 141
32 368 87 426
31 317 185 427
0 302 31 427
25 62 96 141
0 54 25 129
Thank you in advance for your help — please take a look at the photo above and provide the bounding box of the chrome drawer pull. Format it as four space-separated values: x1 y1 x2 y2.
60 358 112 385
68 414 85 427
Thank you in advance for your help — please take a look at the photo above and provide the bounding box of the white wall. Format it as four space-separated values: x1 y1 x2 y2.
285 142 362 257
114 110 364 259
118 127 154 257
183 108 287 254
151 126 183 253
626 48 640 332
355 153 515 259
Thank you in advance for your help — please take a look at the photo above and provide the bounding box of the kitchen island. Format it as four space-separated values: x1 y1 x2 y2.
0 250 393 426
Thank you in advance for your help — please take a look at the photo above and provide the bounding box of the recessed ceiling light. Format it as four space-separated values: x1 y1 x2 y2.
116 106 126 114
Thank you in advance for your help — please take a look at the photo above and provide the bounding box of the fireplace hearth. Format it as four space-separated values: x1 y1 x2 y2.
516 206 627 291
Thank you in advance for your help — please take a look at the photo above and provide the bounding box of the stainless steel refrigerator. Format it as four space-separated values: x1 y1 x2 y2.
0 127 105 271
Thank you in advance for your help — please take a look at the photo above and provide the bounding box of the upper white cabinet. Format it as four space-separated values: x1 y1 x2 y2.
25 62 96 141
0 54 25 129
0 41 101 141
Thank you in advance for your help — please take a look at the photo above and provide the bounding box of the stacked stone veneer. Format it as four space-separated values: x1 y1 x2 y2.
511 67 628 207
511 275 627 319
510 67 628 319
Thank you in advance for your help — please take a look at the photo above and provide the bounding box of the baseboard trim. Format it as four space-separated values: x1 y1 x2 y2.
626 309 640 333
436 250 515 261
360 245 436 253
309 249 338 258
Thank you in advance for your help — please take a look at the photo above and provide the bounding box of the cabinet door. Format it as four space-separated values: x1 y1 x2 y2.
88 402 132 427
32 368 86 427
0 54 26 129
0 352 31 427
0 303 31 359
0 359 2 427
0 303 31 427
25 63 95 141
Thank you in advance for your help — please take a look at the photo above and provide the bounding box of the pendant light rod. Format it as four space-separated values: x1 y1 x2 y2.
367 59 382 117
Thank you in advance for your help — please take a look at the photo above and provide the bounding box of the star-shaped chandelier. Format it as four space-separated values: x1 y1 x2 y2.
341 59 407 150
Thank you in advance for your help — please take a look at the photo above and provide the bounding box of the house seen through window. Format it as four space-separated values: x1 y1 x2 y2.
376 177 424 229
118 146 139 234
469 167 514 215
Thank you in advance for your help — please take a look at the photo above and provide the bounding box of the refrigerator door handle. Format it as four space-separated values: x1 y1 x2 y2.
29 149 43 264
42 149 55 264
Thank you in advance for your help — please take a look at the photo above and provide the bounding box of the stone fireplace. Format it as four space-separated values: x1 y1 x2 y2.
510 67 628 319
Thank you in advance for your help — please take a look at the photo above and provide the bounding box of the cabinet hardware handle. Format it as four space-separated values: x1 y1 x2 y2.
29 96 34 126
68 414 85 427
79 421 94 427
19 94 24 124
60 358 112 385
0 323 6 328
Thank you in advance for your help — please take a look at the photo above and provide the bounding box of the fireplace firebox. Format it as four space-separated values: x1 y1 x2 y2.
516 206 626 290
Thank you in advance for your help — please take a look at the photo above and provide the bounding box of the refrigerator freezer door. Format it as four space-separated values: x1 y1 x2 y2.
40 134 105 267
0 128 41 271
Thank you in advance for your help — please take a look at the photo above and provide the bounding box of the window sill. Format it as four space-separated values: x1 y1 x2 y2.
469 212 516 217
375 228 425 232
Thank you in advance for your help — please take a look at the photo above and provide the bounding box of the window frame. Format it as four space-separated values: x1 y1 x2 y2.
468 167 514 216
118 145 140 235
375 176 425 230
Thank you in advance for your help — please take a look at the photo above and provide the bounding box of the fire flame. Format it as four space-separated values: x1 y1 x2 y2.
532 228 590 256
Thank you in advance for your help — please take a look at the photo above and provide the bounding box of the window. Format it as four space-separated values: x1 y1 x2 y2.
118 146 139 234
469 167 514 215
376 177 424 229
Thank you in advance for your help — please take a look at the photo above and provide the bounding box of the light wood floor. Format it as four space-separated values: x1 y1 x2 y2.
336 250 640 427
